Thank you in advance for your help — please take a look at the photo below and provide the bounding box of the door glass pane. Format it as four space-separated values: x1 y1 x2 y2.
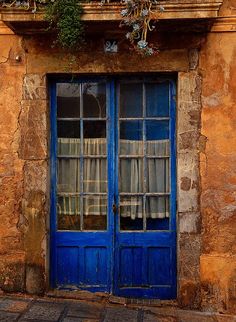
82 83 106 118
120 121 143 155
146 120 169 141
57 138 80 156
119 158 143 193
146 82 169 117
84 121 106 138
57 159 80 193
83 196 107 230
83 121 106 155
147 158 169 193
120 196 143 230
57 196 80 230
57 83 80 118
83 158 107 193
146 139 170 157
57 121 80 138
120 121 143 140
146 196 169 230
120 83 143 118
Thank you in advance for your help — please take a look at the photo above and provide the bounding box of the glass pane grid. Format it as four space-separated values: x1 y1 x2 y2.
119 80 171 232
119 117 170 120
56 81 108 232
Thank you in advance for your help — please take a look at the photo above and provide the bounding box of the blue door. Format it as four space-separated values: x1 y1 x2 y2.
50 77 176 299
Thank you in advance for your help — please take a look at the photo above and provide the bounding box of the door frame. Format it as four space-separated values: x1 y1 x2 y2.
49 76 177 298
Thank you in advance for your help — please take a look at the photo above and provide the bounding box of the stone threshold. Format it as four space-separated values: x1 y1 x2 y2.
0 292 235 321
46 289 178 307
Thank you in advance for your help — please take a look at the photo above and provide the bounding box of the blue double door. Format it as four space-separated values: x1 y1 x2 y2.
50 77 176 299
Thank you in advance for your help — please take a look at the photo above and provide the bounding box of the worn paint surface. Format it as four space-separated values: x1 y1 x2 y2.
0 0 235 313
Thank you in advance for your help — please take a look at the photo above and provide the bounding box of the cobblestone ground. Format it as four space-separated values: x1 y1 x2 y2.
0 296 235 322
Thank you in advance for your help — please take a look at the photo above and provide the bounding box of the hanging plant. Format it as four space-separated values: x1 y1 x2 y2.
0 0 84 50
120 0 164 56
45 0 84 50
0 0 164 55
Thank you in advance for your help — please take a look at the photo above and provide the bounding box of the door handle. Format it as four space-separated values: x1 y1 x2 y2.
112 203 118 214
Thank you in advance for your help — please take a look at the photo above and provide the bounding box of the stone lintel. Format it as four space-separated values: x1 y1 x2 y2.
0 0 223 34
211 16 236 32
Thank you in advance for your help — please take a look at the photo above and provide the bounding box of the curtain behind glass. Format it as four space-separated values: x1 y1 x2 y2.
57 138 169 218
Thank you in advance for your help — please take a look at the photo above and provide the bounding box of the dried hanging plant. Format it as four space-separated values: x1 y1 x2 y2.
120 0 164 56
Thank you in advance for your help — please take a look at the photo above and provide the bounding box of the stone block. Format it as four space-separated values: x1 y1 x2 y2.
179 212 201 234
177 151 200 212
23 161 47 199
67 302 103 319
143 313 177 322
178 130 200 152
23 74 47 100
18 100 47 160
178 281 201 309
22 302 65 321
0 311 20 321
103 307 138 322
0 257 25 293
0 298 30 313
189 48 199 70
25 264 45 295
178 234 201 281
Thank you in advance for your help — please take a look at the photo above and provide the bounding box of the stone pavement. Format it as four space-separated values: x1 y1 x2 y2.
0 295 235 322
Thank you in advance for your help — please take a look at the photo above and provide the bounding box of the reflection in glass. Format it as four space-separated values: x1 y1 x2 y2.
57 121 80 138
57 158 80 193
119 158 143 193
147 217 169 230
146 120 169 141
146 196 169 219
146 82 169 117
147 158 169 193
120 121 143 140
57 195 80 230
120 196 143 230
83 158 107 193
83 196 107 230
84 121 106 139
57 83 80 118
120 83 143 118
82 83 106 118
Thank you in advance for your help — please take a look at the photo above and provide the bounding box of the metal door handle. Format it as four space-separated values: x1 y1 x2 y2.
112 203 118 214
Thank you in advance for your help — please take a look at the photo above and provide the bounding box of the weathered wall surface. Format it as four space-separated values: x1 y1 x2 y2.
0 33 26 292
198 0 236 314
200 32 236 315
0 27 48 294
0 0 235 313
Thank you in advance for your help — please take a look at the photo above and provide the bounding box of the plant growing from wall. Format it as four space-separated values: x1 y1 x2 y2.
0 0 84 50
120 0 164 56
45 0 84 50
0 0 163 55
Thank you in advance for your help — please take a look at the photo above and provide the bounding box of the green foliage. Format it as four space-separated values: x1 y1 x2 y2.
45 0 84 50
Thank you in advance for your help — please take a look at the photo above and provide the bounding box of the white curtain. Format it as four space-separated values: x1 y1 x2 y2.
57 138 170 218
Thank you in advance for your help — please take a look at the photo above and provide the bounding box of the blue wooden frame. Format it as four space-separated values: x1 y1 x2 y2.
49 76 177 298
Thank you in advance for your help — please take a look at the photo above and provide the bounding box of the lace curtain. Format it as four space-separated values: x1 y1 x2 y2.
57 138 169 219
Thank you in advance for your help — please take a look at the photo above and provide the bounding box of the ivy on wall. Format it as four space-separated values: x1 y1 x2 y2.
0 0 163 55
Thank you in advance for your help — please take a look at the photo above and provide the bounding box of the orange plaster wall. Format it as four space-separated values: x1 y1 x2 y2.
200 30 236 313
